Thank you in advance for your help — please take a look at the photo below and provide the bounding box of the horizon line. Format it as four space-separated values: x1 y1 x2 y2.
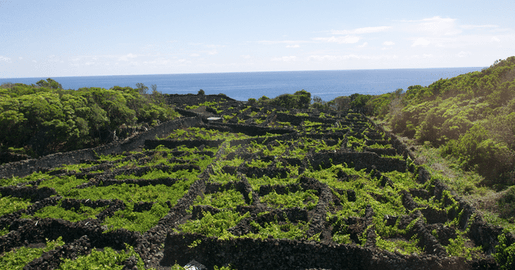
0 66 487 80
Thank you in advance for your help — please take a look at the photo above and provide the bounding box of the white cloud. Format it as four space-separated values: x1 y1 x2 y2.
358 42 368 48
461 24 498 30
412 38 430 47
0 56 11 62
259 40 307 45
408 16 462 36
271 56 297 62
383 41 395 46
241 55 251 59
190 53 200 57
308 54 398 61
331 26 391 35
207 50 218 55
409 54 434 59
491 36 501 42
118 53 137 61
286 44 300 48
308 54 359 61
313 35 360 44
457 51 470 58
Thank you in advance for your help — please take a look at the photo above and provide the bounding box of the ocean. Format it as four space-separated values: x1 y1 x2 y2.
0 67 484 101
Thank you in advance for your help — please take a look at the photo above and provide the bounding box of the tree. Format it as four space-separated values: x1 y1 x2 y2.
36 78 62 89
136 83 149 95
198 89 205 95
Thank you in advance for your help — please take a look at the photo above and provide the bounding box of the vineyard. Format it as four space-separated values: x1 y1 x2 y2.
0 95 512 269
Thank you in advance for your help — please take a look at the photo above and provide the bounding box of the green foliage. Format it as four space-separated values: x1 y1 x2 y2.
246 219 309 240
0 171 54 187
69 181 193 205
0 195 31 216
115 168 200 181
375 235 423 255
495 230 515 270
24 202 107 222
194 189 247 209
0 81 178 158
59 244 145 270
176 210 249 239
499 186 515 219
103 202 170 233
348 93 373 113
338 57 515 186
0 237 64 270
209 172 241 184
266 90 312 109
166 127 251 141
247 159 272 168
247 175 299 190
260 190 318 210
38 175 88 196
445 233 482 260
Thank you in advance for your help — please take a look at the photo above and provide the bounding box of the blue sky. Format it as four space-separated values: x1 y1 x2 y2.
1 0 514 78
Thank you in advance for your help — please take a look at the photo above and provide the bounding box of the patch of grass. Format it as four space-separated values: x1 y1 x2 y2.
176 210 250 239
194 189 247 210
444 233 482 260
59 244 146 270
247 175 298 190
0 195 31 216
208 172 241 184
376 235 423 255
246 159 272 168
37 175 88 196
103 202 170 233
115 168 200 181
0 237 64 270
68 181 194 205
0 171 54 187
260 190 318 210
22 202 107 222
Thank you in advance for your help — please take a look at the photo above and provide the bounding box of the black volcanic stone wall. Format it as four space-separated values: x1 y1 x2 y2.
0 117 202 179
162 233 470 270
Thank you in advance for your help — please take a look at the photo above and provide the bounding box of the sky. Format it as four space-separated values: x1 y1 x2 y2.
1 0 515 78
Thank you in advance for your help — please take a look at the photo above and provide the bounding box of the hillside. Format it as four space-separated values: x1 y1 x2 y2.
1 93 514 269
0 80 179 163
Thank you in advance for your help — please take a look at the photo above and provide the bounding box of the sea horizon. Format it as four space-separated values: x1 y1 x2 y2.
0 66 486 79
0 67 485 101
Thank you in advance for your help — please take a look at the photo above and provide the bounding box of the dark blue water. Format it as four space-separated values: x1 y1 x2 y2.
0 68 484 101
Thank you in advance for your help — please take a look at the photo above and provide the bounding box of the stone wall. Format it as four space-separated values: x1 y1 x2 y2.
0 117 203 179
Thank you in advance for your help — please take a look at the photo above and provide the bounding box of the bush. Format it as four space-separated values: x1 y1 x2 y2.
495 230 515 270
0 80 179 159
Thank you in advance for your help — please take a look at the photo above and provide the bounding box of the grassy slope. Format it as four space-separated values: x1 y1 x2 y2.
363 56 515 233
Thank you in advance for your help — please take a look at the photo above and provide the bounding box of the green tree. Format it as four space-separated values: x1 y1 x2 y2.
136 83 149 95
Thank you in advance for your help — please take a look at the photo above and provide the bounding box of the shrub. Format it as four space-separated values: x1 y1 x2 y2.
495 230 515 270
